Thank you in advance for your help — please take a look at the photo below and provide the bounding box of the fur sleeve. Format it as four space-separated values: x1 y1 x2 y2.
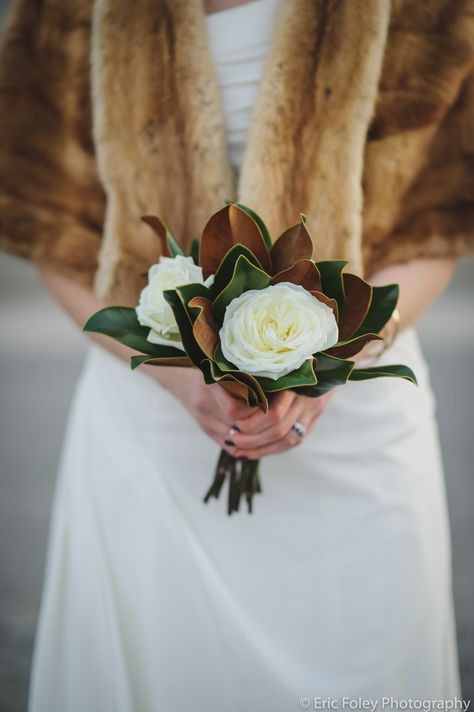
364 68 474 274
0 0 105 287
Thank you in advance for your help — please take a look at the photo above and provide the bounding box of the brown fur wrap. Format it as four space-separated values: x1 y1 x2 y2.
1 0 473 305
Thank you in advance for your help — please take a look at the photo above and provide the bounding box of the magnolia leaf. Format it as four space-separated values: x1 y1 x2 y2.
162 289 206 366
83 306 183 357
271 259 321 292
234 202 273 253
349 363 418 385
271 221 313 273
212 243 264 297
218 379 253 403
212 253 271 324
199 203 272 278
325 332 381 359
188 296 219 359
203 354 268 411
255 358 318 393
297 353 354 396
174 282 211 316
338 273 373 340
316 260 348 313
141 215 184 257
130 354 193 370
355 283 399 336
190 237 200 265
310 291 339 323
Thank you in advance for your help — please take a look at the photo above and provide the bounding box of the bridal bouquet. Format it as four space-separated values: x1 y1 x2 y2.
84 203 416 514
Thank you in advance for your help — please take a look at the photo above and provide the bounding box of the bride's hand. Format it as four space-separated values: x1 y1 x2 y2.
227 389 334 460
150 366 258 450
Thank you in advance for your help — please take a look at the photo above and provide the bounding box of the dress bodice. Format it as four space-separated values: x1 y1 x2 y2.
205 0 279 170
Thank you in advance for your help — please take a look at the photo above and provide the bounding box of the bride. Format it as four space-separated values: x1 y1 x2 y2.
0 0 472 709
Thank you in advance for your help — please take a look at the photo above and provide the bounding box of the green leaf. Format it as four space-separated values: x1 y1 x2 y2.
166 232 184 257
190 238 200 265
255 358 318 393
212 254 271 324
212 243 264 298
297 353 354 397
130 353 192 370
162 289 206 366
355 284 399 337
315 260 348 313
234 202 273 253
349 363 418 385
325 332 381 359
201 354 268 411
83 306 184 357
174 282 211 318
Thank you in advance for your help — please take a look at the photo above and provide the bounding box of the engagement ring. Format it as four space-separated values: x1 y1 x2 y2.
291 421 306 438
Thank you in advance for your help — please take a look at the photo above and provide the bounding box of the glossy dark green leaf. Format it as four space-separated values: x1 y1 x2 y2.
83 306 183 357
325 332 381 359
212 254 271 324
349 363 418 385
354 283 399 336
212 243 264 298
201 354 268 411
174 282 211 318
296 353 354 397
190 238 200 265
130 353 192 370
315 260 348 313
234 202 273 253
162 289 206 366
255 358 318 393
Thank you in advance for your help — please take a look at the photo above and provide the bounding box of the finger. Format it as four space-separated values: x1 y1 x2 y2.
211 383 260 423
231 397 304 451
233 422 304 460
233 389 298 434
198 412 234 442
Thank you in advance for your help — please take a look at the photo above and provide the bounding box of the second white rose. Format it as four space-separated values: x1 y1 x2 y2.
136 255 213 350
219 282 339 380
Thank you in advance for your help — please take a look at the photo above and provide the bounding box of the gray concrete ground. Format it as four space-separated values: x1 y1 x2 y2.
0 253 473 711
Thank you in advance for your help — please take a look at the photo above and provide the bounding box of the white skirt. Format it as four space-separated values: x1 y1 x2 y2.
28 327 461 711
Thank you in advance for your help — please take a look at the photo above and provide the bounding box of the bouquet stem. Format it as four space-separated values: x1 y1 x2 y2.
203 450 262 514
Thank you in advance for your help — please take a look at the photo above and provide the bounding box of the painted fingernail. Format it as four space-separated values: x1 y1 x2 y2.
240 455 249 460
230 424 241 432
224 439 235 447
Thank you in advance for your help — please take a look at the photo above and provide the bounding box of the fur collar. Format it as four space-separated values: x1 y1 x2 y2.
91 0 390 303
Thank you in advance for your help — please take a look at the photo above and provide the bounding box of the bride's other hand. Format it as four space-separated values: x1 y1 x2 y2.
228 389 334 460
152 366 258 451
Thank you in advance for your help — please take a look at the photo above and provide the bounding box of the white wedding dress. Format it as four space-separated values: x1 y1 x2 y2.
28 1 462 710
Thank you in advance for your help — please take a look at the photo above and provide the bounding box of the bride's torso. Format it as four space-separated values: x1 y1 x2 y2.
205 0 279 170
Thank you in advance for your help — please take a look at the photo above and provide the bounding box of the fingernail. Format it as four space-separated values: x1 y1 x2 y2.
224 439 235 447
230 424 241 432
239 455 249 460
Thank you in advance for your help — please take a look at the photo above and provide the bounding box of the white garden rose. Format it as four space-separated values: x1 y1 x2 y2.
136 255 213 350
219 282 339 380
